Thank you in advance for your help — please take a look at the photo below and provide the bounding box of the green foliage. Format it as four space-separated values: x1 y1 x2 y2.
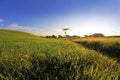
0 30 120 80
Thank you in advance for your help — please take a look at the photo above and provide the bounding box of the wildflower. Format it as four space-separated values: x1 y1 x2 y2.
24 54 29 59
20 58 24 62
19 53 22 57
5 57 8 61
4 55 8 61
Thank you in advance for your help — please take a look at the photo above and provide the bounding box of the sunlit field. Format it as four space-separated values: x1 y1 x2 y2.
0 30 120 80
71 37 120 60
71 37 120 43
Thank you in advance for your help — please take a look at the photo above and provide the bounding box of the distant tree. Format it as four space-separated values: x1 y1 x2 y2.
52 35 57 38
91 33 104 37
84 35 89 37
72 35 80 38
46 36 49 38
66 35 71 38
62 28 70 37
58 35 63 38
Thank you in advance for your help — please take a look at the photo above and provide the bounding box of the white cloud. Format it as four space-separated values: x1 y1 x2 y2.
7 24 32 31
0 19 4 23
1 23 54 36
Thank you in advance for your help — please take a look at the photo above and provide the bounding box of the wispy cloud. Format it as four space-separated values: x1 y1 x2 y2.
0 18 4 23
6 24 32 31
0 23 60 36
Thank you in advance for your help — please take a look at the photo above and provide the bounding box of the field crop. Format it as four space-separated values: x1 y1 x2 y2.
0 30 120 80
71 37 120 43
71 37 120 60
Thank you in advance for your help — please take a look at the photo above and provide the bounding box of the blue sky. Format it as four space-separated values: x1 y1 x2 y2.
0 0 120 36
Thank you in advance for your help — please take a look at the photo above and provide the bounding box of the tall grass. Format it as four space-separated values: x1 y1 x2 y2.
71 37 120 60
0 30 120 80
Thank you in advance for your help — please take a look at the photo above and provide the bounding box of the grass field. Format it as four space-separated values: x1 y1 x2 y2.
71 37 120 60
71 37 120 43
0 30 120 80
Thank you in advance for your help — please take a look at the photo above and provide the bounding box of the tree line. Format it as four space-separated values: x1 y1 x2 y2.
43 33 105 38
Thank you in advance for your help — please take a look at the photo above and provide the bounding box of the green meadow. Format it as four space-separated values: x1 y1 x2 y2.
0 30 120 80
